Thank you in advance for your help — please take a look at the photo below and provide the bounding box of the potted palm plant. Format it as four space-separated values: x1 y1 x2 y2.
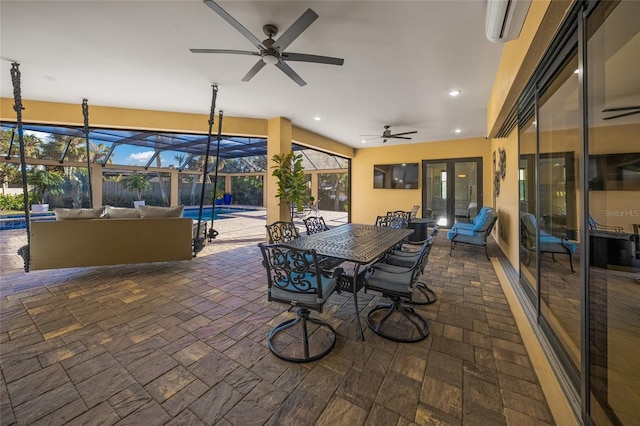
27 168 64 213
120 172 152 207
271 152 307 220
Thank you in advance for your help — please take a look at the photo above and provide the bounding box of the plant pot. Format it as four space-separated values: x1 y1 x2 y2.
32 204 49 213
223 193 233 205
215 198 223 205
134 200 146 208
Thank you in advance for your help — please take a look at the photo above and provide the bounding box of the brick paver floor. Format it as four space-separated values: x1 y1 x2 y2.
0 210 554 425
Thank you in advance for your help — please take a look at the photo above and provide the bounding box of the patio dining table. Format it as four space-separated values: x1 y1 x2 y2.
286 223 413 340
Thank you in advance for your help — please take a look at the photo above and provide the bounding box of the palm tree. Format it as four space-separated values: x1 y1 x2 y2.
89 142 112 164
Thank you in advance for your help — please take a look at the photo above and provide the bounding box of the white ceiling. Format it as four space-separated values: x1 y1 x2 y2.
0 0 505 149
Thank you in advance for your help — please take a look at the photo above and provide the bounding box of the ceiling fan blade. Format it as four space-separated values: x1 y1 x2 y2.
283 52 344 66
388 136 413 140
241 60 267 82
275 61 306 86
603 110 640 120
203 0 265 50
389 131 418 137
189 49 259 56
602 106 640 112
274 8 318 51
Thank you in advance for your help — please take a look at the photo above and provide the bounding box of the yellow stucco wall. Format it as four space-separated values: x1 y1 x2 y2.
486 0 573 267
492 132 520 266
351 137 492 224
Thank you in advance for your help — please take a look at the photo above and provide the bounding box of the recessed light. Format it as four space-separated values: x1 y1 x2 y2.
449 90 461 97
454 128 462 133
313 116 321 121
361 139 366 143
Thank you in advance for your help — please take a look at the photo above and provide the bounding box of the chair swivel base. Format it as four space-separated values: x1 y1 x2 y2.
410 282 437 305
366 297 430 343
268 307 336 363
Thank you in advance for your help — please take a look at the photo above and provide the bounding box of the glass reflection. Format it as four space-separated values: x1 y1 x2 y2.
587 1 640 424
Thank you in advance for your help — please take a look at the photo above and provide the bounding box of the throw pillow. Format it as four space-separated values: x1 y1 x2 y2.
138 205 184 218
54 207 104 220
104 205 141 219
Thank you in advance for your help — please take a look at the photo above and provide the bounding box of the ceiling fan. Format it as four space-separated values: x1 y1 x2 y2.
362 125 418 143
190 0 344 87
602 106 640 120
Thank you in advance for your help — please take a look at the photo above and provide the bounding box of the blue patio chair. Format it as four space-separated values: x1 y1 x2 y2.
588 215 623 232
447 207 498 260
520 212 576 273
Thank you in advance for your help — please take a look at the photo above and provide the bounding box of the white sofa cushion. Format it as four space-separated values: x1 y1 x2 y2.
104 205 141 219
138 205 184 218
54 207 104 220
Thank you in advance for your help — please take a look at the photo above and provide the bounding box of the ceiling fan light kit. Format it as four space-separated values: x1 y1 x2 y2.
191 0 344 86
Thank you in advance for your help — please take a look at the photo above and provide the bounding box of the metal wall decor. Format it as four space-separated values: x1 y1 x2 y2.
494 171 501 196
498 147 506 179
494 147 506 197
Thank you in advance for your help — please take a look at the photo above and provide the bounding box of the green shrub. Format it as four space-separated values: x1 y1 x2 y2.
0 194 26 211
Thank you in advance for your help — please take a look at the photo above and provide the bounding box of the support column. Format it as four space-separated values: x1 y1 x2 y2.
266 117 292 227
310 172 319 202
263 173 268 208
90 163 102 207
170 169 179 206
225 175 232 194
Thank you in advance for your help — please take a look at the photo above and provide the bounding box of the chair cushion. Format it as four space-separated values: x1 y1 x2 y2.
270 273 337 305
539 236 576 253
473 209 497 232
366 266 413 295
521 213 537 237
385 254 416 268
450 222 476 232
447 208 496 238
447 226 480 240
448 233 486 246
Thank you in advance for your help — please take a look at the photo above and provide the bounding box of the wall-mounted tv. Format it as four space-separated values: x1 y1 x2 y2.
588 153 640 191
373 163 419 189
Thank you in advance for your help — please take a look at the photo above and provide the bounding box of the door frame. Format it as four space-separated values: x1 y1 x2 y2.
421 157 483 227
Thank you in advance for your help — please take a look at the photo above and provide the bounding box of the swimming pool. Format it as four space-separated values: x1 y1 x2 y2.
182 206 258 221
0 206 259 231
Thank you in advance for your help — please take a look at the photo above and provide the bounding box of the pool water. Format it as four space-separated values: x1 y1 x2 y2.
182 206 256 221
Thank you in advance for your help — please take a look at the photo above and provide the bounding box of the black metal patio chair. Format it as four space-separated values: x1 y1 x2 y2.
258 242 343 362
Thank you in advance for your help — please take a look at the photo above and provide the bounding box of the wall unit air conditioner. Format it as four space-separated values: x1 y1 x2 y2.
485 0 531 43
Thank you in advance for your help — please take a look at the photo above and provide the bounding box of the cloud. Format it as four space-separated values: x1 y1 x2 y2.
129 151 154 163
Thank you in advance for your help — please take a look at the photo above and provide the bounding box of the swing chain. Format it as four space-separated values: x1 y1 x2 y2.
11 62 31 272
